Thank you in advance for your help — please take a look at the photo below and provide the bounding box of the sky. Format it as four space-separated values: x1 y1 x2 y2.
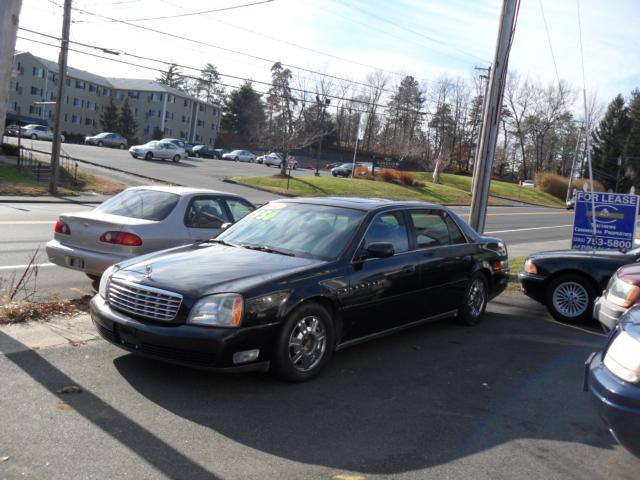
14 0 640 111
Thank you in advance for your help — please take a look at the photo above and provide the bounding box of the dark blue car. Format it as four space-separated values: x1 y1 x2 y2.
586 306 640 457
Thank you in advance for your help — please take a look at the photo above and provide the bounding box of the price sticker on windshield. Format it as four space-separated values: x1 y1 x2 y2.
571 192 639 251
252 202 286 221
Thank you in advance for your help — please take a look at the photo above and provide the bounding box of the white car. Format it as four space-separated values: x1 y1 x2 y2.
222 149 256 162
262 153 298 169
521 180 535 188
21 124 65 142
129 141 188 162
46 186 255 288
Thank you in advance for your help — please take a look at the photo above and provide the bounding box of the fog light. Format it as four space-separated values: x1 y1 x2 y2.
233 349 260 364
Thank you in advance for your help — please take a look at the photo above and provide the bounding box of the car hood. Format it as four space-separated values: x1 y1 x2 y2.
528 249 634 261
113 243 324 299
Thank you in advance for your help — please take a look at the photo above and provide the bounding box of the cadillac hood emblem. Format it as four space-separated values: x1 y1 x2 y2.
144 264 153 279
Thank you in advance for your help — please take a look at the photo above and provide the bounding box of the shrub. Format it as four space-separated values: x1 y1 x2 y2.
378 168 400 183
1 143 20 157
413 179 426 187
534 171 605 200
397 171 416 186
353 165 372 179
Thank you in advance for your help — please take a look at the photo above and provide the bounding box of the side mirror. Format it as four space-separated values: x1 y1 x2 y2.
220 222 233 231
365 242 395 259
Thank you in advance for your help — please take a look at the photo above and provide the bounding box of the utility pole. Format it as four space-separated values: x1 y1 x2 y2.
314 95 330 176
0 1 22 135
49 0 72 195
615 155 623 193
565 124 583 204
469 0 519 233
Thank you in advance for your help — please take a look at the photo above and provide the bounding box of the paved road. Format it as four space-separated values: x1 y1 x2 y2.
1 293 637 479
0 201 575 299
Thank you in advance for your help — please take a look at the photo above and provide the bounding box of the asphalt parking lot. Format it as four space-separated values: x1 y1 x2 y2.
1 293 638 479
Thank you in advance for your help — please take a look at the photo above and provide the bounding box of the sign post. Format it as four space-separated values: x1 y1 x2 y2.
351 112 368 179
571 191 639 251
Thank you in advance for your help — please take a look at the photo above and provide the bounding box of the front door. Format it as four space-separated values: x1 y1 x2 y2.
341 210 422 340
185 197 230 242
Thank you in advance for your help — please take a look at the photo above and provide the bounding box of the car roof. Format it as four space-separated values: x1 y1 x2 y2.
273 196 439 211
125 185 245 198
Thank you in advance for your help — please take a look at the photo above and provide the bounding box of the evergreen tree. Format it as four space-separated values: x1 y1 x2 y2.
99 97 119 132
117 97 138 142
198 63 225 105
591 94 631 190
221 81 265 146
624 89 640 183
156 63 184 89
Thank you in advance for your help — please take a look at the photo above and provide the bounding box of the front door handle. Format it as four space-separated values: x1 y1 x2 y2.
402 265 416 274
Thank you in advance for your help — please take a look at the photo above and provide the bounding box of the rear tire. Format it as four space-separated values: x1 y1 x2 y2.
119 144 125 149
97 141 104 147
457 272 488 326
271 303 335 382
235 157 239 161
87 274 100 292
172 154 180 162
195 153 200 158
545 274 595 324
145 152 153 160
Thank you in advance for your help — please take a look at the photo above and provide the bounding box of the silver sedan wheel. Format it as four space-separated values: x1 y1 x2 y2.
288 315 326 372
467 278 486 318
552 281 588 318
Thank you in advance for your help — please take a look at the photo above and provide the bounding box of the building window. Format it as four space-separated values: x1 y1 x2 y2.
128 91 139 99
32 66 44 78
195 134 202 142
199 104 205 112
29 105 42 115
47 71 56 82
64 113 68 121
144 126 150 135
149 92 162 102
73 97 81 107
66 78 71 86
163 127 172 135
184 99 189 107
30 86 43 96
165 111 174 120
71 115 81 124
10 101 18 112
85 117 93 125
181 115 186 123
75 79 85 89
197 119 204 127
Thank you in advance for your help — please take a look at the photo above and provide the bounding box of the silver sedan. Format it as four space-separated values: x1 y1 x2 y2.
129 141 188 162
46 186 255 288
85 132 128 149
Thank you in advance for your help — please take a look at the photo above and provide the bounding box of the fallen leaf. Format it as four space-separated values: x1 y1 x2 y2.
0 456 9 463
58 386 82 394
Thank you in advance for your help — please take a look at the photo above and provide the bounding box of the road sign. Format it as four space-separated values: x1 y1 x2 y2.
373 158 401 170
357 112 368 141
571 191 639 251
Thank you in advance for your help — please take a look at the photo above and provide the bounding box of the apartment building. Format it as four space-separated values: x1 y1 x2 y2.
6 52 221 144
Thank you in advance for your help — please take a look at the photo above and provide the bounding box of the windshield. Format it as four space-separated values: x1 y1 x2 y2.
96 133 110 138
143 141 159 148
218 202 366 260
95 189 180 221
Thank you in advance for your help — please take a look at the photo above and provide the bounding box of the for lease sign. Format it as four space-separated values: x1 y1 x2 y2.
572 192 639 251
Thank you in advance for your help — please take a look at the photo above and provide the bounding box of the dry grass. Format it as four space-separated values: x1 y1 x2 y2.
534 172 605 200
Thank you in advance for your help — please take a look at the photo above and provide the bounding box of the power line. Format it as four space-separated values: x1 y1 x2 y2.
18 34 431 120
48 0 422 95
538 0 561 89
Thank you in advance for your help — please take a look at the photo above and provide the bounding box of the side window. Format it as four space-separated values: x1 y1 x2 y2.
185 198 228 229
444 214 467 244
363 211 409 254
409 210 451 248
225 199 254 221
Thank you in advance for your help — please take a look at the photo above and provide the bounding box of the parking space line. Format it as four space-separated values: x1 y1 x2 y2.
485 224 573 234
0 263 55 271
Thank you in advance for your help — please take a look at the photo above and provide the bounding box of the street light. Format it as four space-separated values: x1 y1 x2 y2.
315 95 331 177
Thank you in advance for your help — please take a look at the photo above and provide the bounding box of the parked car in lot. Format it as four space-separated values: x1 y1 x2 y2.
261 152 298 169
163 138 195 156
4 124 20 137
222 149 256 162
129 141 187 162
594 263 640 331
90 197 508 381
20 124 65 142
184 142 198 156
586 307 640 458
46 186 255 289
521 180 535 187
192 144 221 159
85 132 127 149
519 249 640 323
331 163 362 177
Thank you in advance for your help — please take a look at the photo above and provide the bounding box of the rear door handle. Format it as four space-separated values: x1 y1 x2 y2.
402 265 416 274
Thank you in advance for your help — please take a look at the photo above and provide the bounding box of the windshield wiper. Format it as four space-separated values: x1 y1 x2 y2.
241 244 296 256
205 239 238 247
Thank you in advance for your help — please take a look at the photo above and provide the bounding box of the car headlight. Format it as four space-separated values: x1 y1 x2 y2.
99 264 116 298
523 259 537 274
187 294 243 327
607 277 640 308
604 330 640 383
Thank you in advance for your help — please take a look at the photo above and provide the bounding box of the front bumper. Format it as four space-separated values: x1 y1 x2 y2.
46 239 128 277
594 296 627 331
517 271 546 303
90 295 274 371
586 351 640 458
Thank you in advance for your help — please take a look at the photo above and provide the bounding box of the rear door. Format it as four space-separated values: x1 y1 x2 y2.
184 196 231 241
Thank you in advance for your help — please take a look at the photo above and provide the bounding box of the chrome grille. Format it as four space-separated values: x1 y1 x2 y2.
107 278 182 321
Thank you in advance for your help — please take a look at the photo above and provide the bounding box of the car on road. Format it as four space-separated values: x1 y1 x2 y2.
20 124 65 142
518 249 640 324
4 124 20 137
261 152 298 169
586 307 640 458
85 132 128 149
192 144 221 159
90 197 509 381
521 180 535 188
129 141 187 162
594 263 640 331
46 186 256 290
222 149 256 162
163 138 195 156
331 163 362 177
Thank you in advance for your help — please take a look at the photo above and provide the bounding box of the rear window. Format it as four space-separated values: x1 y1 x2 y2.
96 189 180 221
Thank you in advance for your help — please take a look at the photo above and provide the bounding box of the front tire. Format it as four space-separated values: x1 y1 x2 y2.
546 274 595 324
457 273 488 325
235 156 239 161
271 303 335 382
98 141 104 147
30 133 37 140
118 143 125 149
145 152 153 160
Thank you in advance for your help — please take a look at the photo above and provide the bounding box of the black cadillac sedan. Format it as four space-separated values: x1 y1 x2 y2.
90 197 509 382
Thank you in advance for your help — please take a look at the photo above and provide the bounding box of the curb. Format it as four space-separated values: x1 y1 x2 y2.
0 197 105 205
489 194 564 209
222 178 297 197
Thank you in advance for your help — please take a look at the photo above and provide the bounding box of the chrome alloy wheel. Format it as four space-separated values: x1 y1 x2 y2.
288 315 326 372
467 278 486 318
552 281 588 318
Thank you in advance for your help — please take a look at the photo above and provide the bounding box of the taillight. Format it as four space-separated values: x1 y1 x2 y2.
55 219 70 235
100 231 143 246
